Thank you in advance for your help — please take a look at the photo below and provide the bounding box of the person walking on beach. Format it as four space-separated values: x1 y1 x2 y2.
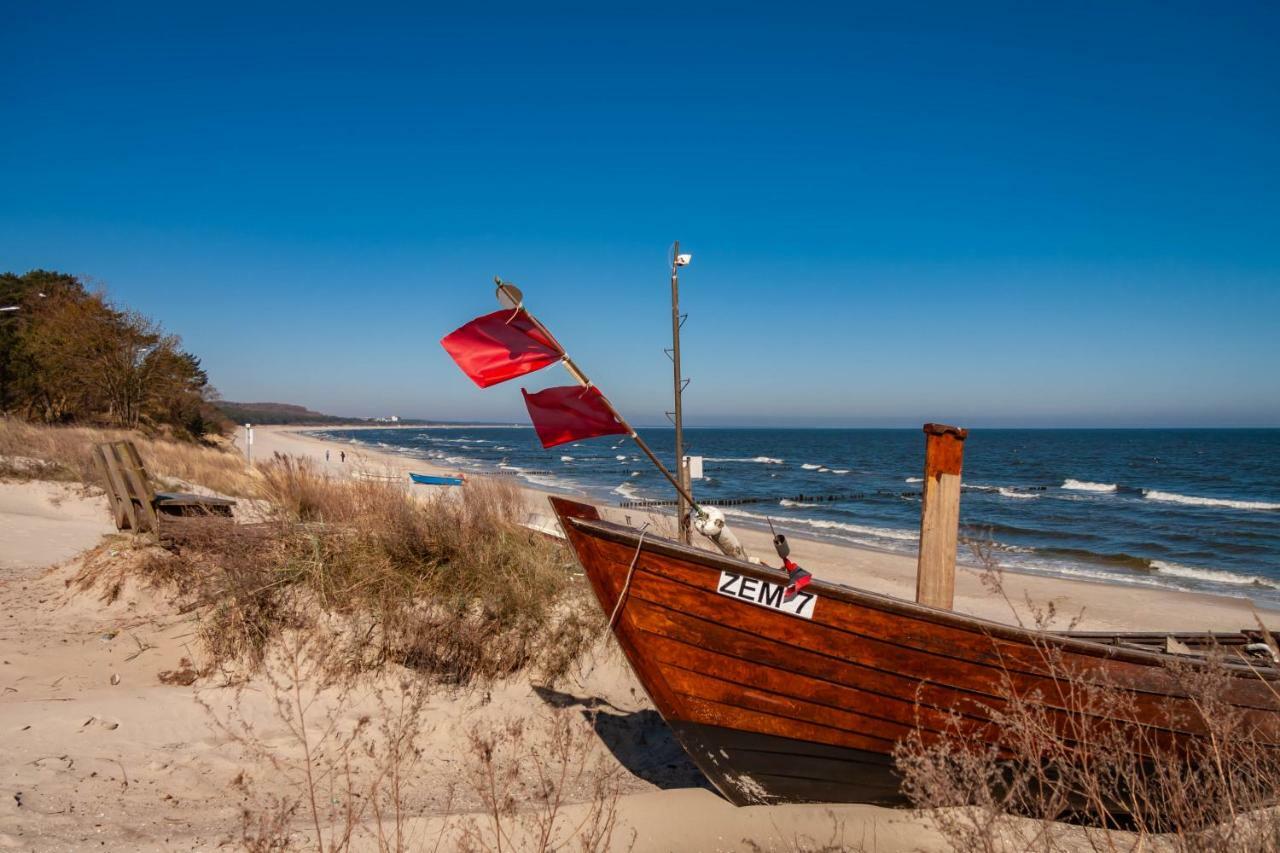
340 450 346 463
325 450 330 462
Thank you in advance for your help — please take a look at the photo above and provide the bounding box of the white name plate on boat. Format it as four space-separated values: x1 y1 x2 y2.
717 571 817 620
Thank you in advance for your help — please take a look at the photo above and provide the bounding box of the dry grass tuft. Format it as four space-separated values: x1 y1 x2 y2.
0 417 257 496
895 538 1280 852
129 454 600 684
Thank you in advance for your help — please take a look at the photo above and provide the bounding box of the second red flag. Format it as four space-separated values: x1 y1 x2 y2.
522 385 629 448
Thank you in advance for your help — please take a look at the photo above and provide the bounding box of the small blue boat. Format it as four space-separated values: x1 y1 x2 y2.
409 472 466 486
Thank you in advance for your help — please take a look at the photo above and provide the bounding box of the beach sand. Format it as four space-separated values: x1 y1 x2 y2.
1 427 1274 850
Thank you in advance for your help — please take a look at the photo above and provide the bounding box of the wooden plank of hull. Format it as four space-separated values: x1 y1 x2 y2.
595 532 1275 739
548 498 1280 806
667 720 904 806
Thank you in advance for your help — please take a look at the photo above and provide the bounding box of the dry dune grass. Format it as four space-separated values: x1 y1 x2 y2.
12 413 600 685
0 416 257 496
126 453 601 684
895 544 1280 852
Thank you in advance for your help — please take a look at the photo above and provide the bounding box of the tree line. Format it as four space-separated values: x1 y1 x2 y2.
0 270 228 439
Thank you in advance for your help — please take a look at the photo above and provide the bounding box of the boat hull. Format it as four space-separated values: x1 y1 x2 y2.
409 473 464 486
548 497 1280 807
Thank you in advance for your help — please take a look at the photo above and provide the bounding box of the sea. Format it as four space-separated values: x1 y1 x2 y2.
311 426 1280 607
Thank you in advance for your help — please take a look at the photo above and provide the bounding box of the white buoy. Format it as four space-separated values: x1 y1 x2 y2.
693 506 749 562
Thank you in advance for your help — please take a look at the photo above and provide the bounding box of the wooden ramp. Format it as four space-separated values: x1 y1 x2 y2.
92 440 236 539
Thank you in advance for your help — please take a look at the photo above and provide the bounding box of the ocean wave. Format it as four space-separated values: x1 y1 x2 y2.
801 463 822 470
616 455 627 461
613 482 639 499
519 472 570 490
1144 490 1280 512
560 455 574 462
704 456 785 465
721 507 918 542
1150 560 1278 589
999 487 1039 499
832 469 850 474
905 477 923 484
1062 479 1117 493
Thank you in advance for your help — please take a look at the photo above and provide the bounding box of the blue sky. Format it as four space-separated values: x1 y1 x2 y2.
2 2 1277 427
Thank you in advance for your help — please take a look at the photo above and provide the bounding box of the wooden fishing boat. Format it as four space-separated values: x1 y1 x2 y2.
409 472 465 486
548 496 1280 807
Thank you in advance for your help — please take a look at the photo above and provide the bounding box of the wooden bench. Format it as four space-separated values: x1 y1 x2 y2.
92 440 236 538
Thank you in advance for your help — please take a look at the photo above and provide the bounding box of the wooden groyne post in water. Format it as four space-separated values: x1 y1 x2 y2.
915 422 968 609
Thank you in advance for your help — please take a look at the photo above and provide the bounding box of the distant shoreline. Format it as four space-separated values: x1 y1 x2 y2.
293 422 528 431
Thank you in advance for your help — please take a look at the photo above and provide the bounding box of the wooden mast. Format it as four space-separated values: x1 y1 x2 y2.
670 241 691 544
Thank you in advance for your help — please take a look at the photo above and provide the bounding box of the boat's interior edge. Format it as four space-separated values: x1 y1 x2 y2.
565 515 1280 675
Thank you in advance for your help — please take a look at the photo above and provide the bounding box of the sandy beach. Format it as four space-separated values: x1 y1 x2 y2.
1 426 1275 850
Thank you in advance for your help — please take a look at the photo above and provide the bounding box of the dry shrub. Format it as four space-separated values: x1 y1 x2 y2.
201 632 443 853
0 417 257 495
456 710 632 853
897 648 1280 851
211 634 628 853
895 543 1280 852
151 455 599 683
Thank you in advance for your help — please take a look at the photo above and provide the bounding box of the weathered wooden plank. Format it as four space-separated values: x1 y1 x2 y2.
154 492 236 507
112 441 160 535
92 444 128 530
916 423 967 610
99 444 141 533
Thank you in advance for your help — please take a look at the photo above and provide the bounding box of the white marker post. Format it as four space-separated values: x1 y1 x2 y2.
245 423 254 465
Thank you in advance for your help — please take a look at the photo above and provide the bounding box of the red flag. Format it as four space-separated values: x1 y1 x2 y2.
522 386 628 448
440 309 564 388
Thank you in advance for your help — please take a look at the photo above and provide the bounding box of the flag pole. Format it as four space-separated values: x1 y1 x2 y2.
496 279 702 517
559 353 702 514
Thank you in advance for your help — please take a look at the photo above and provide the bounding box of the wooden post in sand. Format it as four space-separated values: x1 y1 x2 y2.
915 423 968 609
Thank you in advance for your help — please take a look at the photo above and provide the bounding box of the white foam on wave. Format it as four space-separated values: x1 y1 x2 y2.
905 477 923 484
613 482 639 499
1062 479 1117 493
630 471 641 477
999 487 1039 499
1151 560 1278 589
801 463 822 470
704 456 784 465
1144 490 1280 512
519 472 569 490
560 455 574 462
832 469 850 475
616 455 627 461
720 506 918 542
